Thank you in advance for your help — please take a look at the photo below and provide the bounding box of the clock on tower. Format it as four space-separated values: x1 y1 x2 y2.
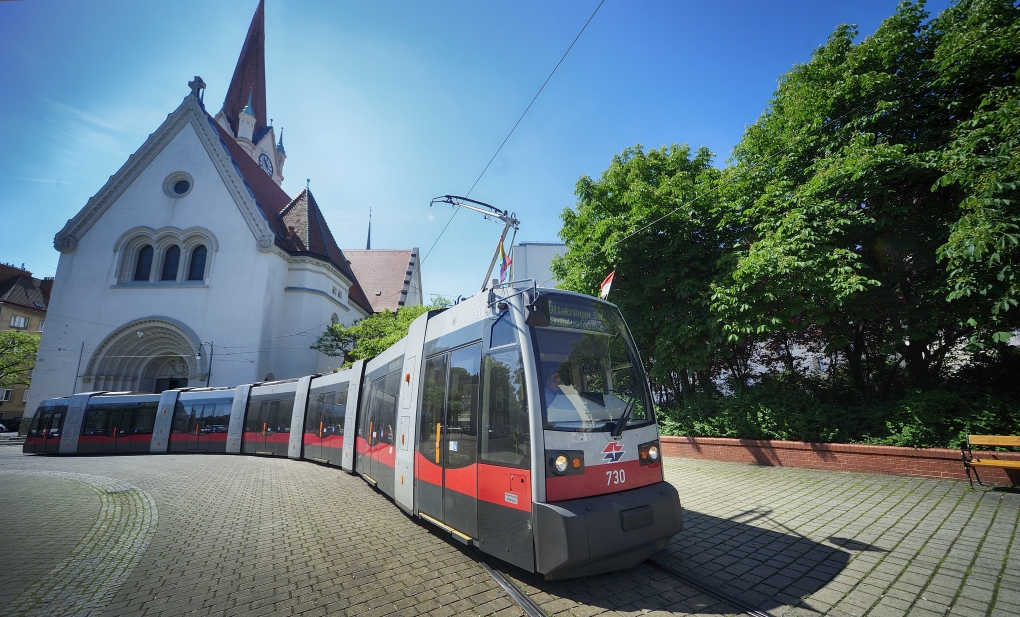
258 153 274 176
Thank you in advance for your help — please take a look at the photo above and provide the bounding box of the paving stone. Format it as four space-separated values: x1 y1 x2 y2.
2 450 1019 617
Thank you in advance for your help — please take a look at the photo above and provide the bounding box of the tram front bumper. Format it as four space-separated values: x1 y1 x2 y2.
534 480 683 580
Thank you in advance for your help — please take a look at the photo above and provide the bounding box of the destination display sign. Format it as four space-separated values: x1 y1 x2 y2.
546 298 610 333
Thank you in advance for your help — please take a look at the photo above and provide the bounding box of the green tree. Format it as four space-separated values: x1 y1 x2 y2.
0 330 39 388
311 299 450 366
552 144 727 402
711 0 1020 390
936 85 1020 340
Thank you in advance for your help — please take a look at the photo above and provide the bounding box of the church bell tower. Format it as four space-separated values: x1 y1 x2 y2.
214 0 285 185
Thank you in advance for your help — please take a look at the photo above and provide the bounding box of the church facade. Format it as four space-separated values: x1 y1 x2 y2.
24 1 413 415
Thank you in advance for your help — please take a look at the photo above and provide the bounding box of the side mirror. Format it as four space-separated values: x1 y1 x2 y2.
525 294 550 327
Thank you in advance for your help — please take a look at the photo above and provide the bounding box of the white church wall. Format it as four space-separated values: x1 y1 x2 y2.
25 122 276 415
277 258 368 377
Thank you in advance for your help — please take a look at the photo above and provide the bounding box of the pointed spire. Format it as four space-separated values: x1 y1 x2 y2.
277 128 285 153
241 88 255 117
366 207 372 250
222 0 268 141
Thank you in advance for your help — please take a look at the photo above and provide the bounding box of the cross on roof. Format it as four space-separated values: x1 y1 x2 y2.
189 76 206 100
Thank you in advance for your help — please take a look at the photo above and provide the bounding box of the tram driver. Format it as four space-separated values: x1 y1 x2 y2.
543 368 585 427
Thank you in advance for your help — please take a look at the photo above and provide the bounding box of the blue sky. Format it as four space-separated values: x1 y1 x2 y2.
0 0 951 300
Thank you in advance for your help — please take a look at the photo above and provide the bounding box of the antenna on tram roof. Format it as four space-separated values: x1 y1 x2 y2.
429 195 520 292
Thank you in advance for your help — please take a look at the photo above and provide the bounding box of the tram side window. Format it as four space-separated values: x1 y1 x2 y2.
28 411 47 437
171 402 190 433
134 402 157 434
278 398 294 433
31 407 66 437
243 401 262 434
446 345 481 469
324 384 349 436
82 405 108 436
378 360 402 446
306 390 323 436
419 354 449 465
209 403 231 431
481 347 530 469
490 312 517 348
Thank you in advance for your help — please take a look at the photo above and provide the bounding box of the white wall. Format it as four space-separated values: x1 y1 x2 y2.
26 123 273 414
510 242 567 288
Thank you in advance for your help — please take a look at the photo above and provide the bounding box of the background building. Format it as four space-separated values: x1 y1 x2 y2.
509 242 567 288
0 263 50 426
344 249 422 312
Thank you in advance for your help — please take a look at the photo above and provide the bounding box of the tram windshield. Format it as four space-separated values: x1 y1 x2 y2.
531 293 653 431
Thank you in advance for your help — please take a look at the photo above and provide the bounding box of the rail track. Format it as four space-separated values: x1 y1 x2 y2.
480 554 778 617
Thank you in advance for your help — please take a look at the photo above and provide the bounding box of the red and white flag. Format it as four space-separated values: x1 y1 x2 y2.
600 270 616 299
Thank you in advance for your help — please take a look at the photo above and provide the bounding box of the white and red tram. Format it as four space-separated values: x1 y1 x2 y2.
24 284 683 579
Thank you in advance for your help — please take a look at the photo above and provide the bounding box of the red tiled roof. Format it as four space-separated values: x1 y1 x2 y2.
221 0 270 144
206 117 371 314
344 250 418 313
279 189 372 312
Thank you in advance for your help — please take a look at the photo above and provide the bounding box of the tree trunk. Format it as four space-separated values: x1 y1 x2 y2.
845 325 867 392
895 342 932 390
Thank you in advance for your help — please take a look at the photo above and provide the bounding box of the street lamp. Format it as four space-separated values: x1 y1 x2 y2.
195 341 214 386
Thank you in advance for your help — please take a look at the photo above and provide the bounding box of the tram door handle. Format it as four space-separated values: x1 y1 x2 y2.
435 424 441 464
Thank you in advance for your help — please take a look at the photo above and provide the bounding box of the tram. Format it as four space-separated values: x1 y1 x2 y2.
24 283 683 579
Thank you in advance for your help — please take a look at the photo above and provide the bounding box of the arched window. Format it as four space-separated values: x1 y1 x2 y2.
188 245 207 281
134 246 154 281
161 246 181 281
331 313 339 326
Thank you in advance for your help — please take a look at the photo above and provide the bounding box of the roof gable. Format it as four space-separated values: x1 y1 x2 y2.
278 189 372 313
55 93 277 254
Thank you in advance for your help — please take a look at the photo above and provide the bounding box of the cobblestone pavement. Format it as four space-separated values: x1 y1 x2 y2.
0 442 1017 617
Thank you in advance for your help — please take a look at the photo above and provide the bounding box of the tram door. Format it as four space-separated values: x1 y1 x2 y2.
362 363 400 497
304 393 324 461
27 408 65 453
244 400 278 454
102 405 134 453
418 343 482 538
243 394 293 456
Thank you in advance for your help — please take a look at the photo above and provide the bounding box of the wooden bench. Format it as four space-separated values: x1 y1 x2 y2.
962 435 1020 486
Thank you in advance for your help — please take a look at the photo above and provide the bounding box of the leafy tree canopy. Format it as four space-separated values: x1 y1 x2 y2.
311 299 451 367
0 330 39 388
552 144 726 401
554 0 1020 406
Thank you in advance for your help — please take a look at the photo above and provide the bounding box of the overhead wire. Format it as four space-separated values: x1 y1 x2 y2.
420 0 606 267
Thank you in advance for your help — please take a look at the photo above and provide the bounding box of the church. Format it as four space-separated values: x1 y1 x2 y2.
24 1 421 413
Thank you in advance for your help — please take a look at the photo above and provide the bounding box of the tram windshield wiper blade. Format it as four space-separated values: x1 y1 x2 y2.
611 399 635 437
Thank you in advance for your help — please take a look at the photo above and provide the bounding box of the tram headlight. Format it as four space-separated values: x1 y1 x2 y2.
639 440 661 465
548 450 584 476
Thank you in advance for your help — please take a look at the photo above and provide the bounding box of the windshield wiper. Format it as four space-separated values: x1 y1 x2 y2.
611 399 635 437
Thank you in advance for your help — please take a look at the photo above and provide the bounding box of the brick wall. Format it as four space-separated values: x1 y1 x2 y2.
659 436 1020 485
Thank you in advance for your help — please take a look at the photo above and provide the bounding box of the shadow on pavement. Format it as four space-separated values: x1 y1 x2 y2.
488 507 872 615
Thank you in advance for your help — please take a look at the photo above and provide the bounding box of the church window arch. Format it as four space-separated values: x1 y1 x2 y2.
161 246 182 281
114 227 217 285
330 313 339 326
188 245 208 281
134 246 154 281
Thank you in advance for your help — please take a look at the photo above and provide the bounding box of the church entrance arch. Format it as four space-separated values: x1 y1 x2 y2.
84 318 203 393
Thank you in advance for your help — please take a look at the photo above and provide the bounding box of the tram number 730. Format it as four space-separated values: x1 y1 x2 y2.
606 469 626 486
